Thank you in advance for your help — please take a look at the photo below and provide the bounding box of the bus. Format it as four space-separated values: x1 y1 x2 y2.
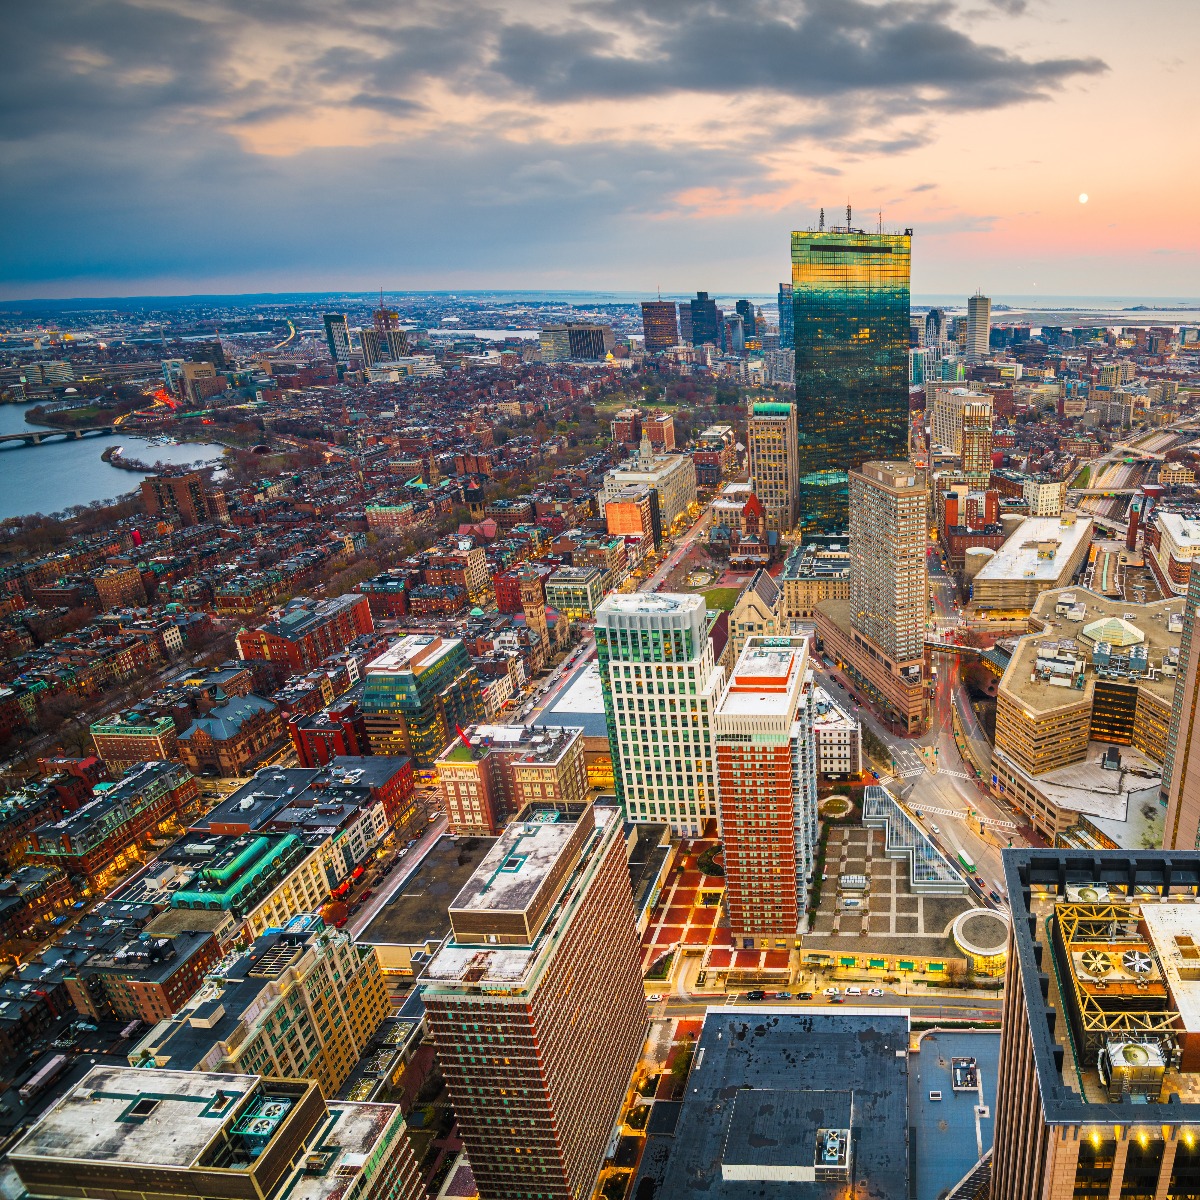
957 852 977 874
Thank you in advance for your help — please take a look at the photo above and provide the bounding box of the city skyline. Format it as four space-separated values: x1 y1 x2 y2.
3 1 1198 299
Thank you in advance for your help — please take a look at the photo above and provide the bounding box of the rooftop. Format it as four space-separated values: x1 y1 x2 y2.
630 1009 910 1198
363 634 459 676
716 638 808 719
540 660 607 738
596 592 704 617
973 514 1093 583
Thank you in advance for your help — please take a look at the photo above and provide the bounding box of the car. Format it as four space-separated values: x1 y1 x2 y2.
646 993 663 1003
845 986 862 996
989 890 1003 904
746 990 766 1001
868 988 885 997
796 991 814 1000
930 823 941 835
824 987 840 996
396 848 409 859
836 681 845 689
828 995 845 1004
774 991 792 1000
360 889 373 901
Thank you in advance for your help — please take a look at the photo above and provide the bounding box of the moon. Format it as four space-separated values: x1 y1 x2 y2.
1079 193 1089 204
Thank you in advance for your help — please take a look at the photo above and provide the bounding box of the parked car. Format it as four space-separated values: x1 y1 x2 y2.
868 988 885 997
845 986 862 996
824 987 840 997
796 992 814 1000
774 991 792 1000
746 990 766 1001
646 993 663 1003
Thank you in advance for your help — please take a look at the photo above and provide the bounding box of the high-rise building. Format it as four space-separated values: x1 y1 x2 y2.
849 461 927 663
791 225 912 532
961 398 994 481
323 312 352 364
678 302 693 344
966 292 991 364
778 282 794 349
131 915 389 1099
640 300 680 351
929 384 990 455
600 446 697 530
735 298 756 338
10 1066 423 1200
991 847 1200 1200
539 323 615 362
1163 563 1200 849
724 312 745 355
595 593 725 835
141 471 229 526
358 326 410 366
359 635 481 764
689 291 721 346
714 637 818 947
422 799 646 1200
925 307 946 349
746 399 800 534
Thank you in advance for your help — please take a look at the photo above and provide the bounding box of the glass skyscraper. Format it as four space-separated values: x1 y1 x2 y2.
791 228 912 533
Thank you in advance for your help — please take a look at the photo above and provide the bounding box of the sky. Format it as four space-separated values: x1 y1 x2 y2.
1 0 1196 300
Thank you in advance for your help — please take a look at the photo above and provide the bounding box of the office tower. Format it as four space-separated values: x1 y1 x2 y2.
539 323 615 362
641 300 680 351
925 307 945 349
323 312 352 364
10 1066 423 1200
422 800 646 1200
966 292 991 363
358 326 410 366
601 448 697 530
961 398 994 481
725 311 745 355
777 283 795 349
360 635 481 765
690 291 721 346
849 462 927 663
678 302 693 344
791 225 912 532
929 384 991 456
746 399 799 534
714 637 818 947
132 916 388 1098
909 313 925 347
595 593 725 835
735 298 756 338
1163 564 1200 848
991 848 1200 1200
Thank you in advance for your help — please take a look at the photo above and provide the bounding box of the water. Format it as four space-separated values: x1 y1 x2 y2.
0 402 226 521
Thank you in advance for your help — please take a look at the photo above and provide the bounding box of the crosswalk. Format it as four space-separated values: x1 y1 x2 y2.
912 803 1017 830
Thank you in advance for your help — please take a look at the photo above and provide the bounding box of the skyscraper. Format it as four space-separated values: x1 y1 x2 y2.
777 282 794 349
735 298 756 338
1163 563 1200 849
791 225 912 533
322 312 352 365
961 397 994 481
991 848 1200 1200
640 300 680 351
689 291 721 346
746 399 799 533
358 326 410 366
966 292 991 363
539 323 615 362
924 307 945 350
724 311 745 355
595 593 725 835
422 799 646 1200
849 461 927 663
714 637 818 947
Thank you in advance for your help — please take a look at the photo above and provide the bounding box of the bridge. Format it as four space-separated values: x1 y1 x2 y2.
0 424 117 448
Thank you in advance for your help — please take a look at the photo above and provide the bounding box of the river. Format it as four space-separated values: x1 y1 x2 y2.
0 402 227 522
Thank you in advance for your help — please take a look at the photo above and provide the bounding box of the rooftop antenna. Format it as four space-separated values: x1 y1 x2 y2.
846 202 852 230
878 210 883 234
819 207 825 232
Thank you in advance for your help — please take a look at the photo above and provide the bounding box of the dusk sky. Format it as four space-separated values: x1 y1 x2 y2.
2 0 1196 300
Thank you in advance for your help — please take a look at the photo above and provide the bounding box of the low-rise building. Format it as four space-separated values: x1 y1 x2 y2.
177 693 284 776
812 685 861 777
778 537 850 621
90 711 180 777
970 514 1093 612
545 565 606 619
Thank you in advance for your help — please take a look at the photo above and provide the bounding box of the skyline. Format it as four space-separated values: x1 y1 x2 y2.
2 0 1198 299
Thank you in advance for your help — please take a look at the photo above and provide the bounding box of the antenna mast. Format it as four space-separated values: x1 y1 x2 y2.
819 207 825 232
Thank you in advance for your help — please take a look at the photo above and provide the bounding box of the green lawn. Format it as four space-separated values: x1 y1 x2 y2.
701 586 740 611
1070 465 1091 488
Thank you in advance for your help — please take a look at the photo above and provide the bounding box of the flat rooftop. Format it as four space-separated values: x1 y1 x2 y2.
974 514 1092 583
631 1009 910 1198
1001 586 1182 713
10 1066 257 1168
596 592 704 617
717 639 807 717
359 836 496 949
1141 904 1200 1034
541 661 607 737
364 634 458 675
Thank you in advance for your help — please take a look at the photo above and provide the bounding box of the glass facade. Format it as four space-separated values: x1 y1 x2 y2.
791 229 911 533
